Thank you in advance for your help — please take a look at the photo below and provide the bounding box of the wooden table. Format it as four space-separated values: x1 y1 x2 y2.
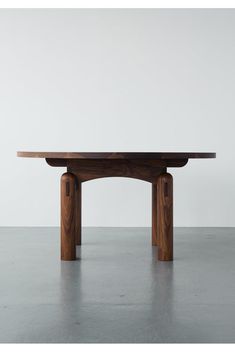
17 151 216 261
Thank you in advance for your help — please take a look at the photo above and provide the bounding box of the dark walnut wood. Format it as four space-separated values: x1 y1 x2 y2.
75 179 82 246
67 160 180 183
157 173 173 261
17 151 216 262
61 172 76 261
152 181 160 246
17 151 216 159
17 151 215 183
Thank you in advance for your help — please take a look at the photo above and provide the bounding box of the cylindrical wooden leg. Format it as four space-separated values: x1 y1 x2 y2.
152 183 158 246
61 172 76 261
75 179 82 245
157 173 173 261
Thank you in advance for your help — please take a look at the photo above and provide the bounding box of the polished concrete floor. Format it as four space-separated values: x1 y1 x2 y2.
0 227 234 343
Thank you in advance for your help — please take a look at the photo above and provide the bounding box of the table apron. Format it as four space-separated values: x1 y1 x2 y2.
46 158 188 183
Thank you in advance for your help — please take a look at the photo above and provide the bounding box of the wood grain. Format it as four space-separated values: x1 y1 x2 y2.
61 172 76 261
152 183 158 246
157 173 173 261
75 178 82 246
68 160 171 183
17 151 216 159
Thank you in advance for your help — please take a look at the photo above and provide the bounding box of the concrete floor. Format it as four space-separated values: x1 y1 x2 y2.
0 227 234 343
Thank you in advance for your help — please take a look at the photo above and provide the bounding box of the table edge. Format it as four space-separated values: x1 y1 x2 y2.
17 151 216 159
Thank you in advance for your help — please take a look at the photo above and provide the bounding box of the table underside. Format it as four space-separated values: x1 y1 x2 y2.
46 158 188 183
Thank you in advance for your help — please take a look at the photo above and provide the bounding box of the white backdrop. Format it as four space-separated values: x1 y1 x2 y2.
0 9 233 226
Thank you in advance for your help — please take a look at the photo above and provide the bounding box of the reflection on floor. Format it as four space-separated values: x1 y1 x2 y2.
0 227 234 343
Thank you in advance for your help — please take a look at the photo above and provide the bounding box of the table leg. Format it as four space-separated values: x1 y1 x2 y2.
75 179 82 245
61 172 76 261
152 183 158 246
157 173 173 261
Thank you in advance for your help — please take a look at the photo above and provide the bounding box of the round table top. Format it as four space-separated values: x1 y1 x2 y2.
17 151 216 159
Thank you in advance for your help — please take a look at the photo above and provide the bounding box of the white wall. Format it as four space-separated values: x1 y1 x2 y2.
0 9 234 227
